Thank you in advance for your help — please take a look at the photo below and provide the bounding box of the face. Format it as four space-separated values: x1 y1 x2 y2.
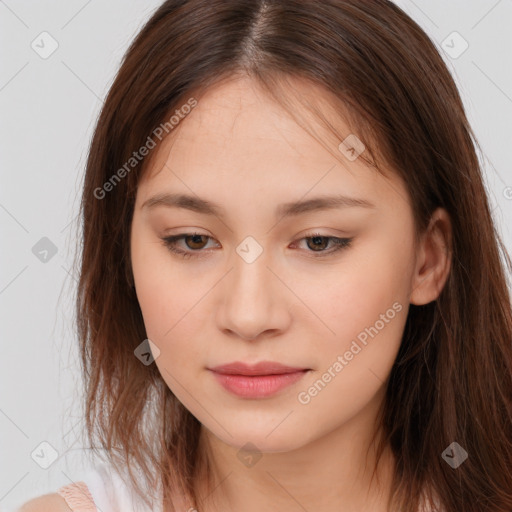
130 75 417 453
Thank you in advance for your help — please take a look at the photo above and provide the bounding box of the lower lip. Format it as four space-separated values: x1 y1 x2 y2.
209 370 308 398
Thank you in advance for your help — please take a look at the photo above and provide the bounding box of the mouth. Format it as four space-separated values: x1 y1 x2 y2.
207 361 310 399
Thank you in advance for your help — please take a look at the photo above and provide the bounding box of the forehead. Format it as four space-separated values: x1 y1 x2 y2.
136 75 408 214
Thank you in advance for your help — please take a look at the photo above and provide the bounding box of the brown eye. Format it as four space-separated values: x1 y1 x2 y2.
292 232 353 257
160 232 217 259
306 235 330 251
183 234 209 250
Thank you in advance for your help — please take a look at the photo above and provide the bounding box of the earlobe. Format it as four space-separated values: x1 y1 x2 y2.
410 208 453 306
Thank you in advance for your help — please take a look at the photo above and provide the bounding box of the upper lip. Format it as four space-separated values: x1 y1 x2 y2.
208 361 308 376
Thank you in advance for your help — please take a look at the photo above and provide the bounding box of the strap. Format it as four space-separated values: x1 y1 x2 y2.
56 481 98 511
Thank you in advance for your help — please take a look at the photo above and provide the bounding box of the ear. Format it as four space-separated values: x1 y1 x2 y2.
410 207 453 306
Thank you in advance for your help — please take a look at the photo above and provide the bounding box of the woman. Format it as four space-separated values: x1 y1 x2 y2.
19 0 512 511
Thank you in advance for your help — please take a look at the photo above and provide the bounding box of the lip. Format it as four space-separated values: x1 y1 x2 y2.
209 361 308 376
208 361 310 399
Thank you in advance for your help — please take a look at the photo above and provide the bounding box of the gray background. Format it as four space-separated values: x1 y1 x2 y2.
1 0 511 509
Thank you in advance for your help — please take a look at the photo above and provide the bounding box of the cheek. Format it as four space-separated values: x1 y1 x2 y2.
293 230 412 396
295 233 412 341
131 230 199 347
135 273 205 356
295 277 408 432
131 226 230 393
135 272 206 393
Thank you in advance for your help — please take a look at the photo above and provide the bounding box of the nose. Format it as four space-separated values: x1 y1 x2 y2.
215 250 292 341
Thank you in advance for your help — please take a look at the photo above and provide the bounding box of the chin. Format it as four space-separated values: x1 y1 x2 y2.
203 419 313 454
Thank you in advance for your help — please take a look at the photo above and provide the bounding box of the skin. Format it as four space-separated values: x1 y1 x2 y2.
130 74 452 512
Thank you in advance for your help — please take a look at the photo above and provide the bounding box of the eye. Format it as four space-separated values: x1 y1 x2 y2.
160 231 353 259
160 232 216 259
292 232 353 256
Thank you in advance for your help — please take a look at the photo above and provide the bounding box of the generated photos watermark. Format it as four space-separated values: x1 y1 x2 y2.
94 97 198 200
297 301 403 405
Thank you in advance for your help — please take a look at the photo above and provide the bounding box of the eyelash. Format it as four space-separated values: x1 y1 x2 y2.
160 231 353 260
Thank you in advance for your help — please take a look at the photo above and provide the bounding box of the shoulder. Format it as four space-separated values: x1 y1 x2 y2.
17 493 73 512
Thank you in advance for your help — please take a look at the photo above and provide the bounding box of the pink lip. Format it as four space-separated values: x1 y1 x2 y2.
208 361 309 398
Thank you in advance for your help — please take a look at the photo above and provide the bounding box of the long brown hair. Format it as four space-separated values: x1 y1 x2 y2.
72 1 512 510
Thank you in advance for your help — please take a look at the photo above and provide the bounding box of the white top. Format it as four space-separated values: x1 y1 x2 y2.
57 463 163 512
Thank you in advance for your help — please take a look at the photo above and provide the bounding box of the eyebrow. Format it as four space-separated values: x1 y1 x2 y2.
141 192 376 218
